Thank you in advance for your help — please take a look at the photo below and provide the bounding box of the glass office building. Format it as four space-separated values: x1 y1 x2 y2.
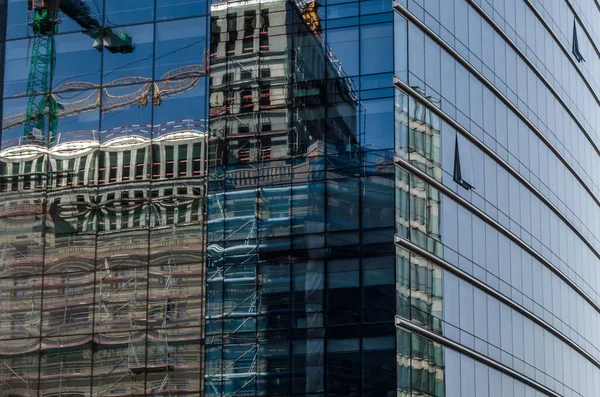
1 0 600 396
394 0 600 396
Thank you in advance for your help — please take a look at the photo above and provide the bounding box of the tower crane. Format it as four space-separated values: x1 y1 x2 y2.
25 0 134 143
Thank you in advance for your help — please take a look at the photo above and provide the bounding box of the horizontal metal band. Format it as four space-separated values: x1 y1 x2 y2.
395 316 562 397
470 0 600 116
395 235 600 371
394 78 600 282
394 155 600 316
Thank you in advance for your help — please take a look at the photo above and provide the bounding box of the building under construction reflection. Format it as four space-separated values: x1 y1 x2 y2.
0 122 206 396
204 0 396 395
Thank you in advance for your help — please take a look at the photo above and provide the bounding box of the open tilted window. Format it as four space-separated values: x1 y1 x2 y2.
453 135 473 190
573 20 585 63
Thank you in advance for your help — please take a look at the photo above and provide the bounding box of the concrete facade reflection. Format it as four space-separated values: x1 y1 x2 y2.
0 123 206 395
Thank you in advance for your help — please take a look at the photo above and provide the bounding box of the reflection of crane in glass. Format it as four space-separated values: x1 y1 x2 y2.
7 63 208 133
24 0 134 143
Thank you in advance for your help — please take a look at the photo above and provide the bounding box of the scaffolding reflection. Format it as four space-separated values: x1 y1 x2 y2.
203 0 395 395
0 121 207 396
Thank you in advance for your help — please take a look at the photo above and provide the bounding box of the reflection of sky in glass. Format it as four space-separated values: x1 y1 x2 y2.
104 0 155 26
1 0 394 153
326 27 358 76
155 18 207 78
55 89 100 133
154 81 208 125
2 8 208 149
7 0 105 39
3 38 30 97
2 96 30 146
6 0 208 37
103 24 154 81
54 32 102 88
156 0 208 20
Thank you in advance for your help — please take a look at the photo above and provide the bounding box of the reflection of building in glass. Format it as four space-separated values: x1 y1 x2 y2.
396 315 445 397
1 0 210 391
395 97 445 397
1 0 401 395
205 0 395 395
395 95 443 256
208 0 358 166
0 124 207 396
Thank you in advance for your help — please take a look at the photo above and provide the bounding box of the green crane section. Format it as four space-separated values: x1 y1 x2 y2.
24 0 134 144
24 5 59 142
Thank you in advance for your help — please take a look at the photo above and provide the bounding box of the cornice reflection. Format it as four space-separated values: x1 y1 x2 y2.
0 120 207 395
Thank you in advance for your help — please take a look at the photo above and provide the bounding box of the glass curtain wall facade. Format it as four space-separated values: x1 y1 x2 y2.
395 0 600 397
0 0 397 396
0 1 208 396
3 0 600 396
204 0 396 395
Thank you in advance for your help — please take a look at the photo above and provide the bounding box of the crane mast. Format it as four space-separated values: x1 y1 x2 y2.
24 0 134 144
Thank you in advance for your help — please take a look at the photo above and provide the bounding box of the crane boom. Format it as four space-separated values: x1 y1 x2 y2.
24 0 133 143
56 0 100 30
58 0 134 53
